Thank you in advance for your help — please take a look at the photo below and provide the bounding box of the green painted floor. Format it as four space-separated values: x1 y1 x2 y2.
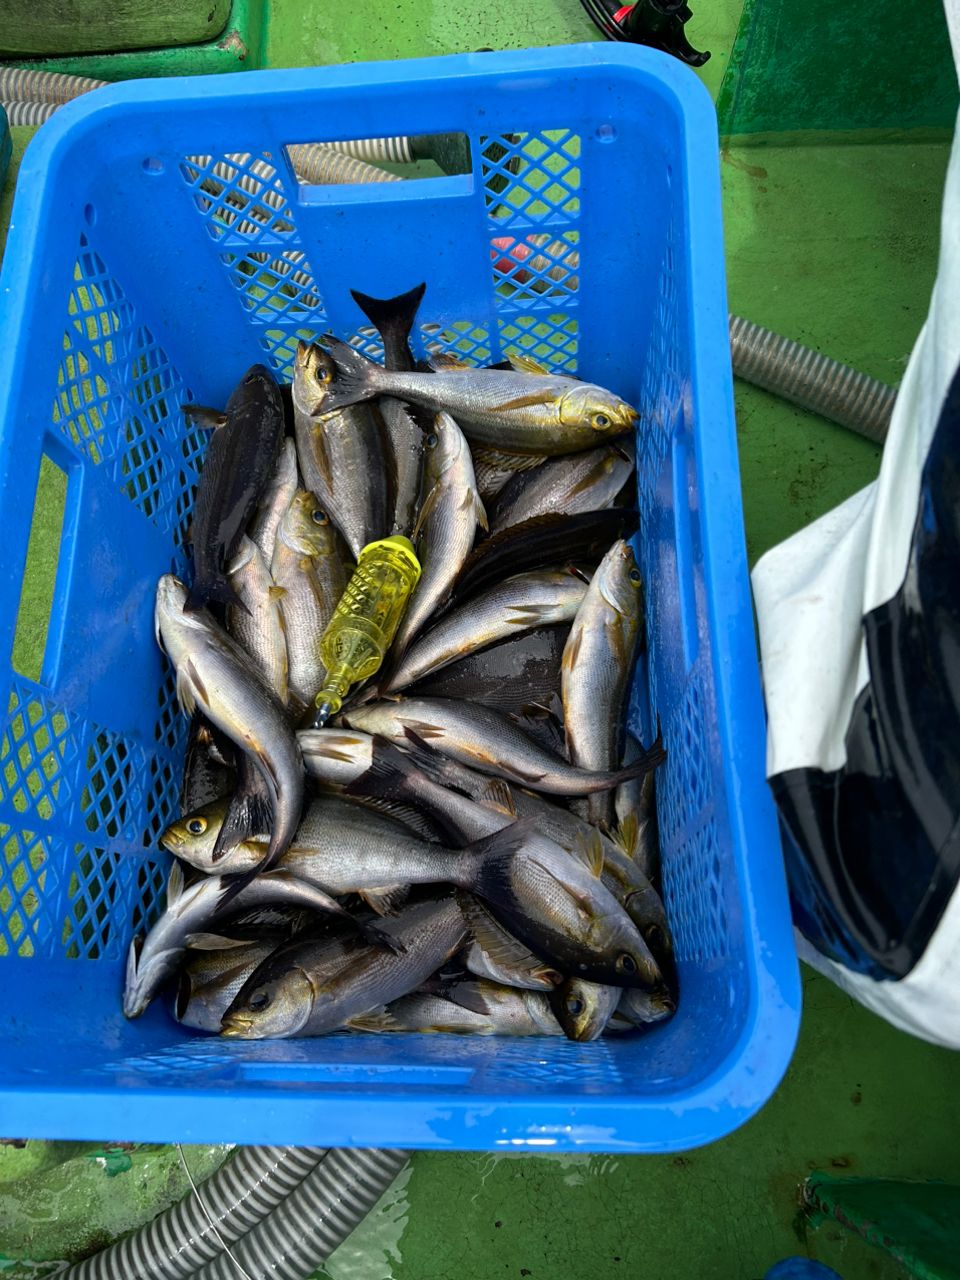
1 1 959 1276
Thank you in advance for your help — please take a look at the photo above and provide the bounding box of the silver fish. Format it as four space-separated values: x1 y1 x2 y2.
561 539 643 826
358 736 674 975
293 341 388 558
616 983 677 1027
489 445 634 533
551 978 621 1042
355 978 562 1036
221 893 467 1038
123 862 349 1018
155 574 304 872
390 413 485 661
342 747 661 988
227 535 289 704
250 437 299 566
342 696 663 798
383 570 587 694
317 339 638 455
174 935 282 1033
271 489 351 708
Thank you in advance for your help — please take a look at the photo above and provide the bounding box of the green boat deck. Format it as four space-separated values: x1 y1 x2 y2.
0 1 958 1275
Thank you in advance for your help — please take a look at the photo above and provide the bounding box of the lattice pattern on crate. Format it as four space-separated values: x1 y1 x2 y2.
490 231 580 304
481 1040 623 1087
420 321 492 366
349 326 385 363
53 237 201 542
179 152 298 244
100 1039 239 1077
220 249 324 325
259 326 325 379
180 152 329 368
143 755 179 848
0 826 56 958
480 131 581 228
662 815 729 965
0 685 77 823
53 330 118 466
496 313 578 375
652 665 730 965
81 726 148 846
637 231 681 527
61 844 166 960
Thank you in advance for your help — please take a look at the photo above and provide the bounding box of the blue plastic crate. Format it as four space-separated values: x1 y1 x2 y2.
0 45 800 1152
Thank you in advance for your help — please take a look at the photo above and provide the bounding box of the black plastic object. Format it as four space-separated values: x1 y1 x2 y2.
771 360 960 979
578 0 710 67
620 0 710 65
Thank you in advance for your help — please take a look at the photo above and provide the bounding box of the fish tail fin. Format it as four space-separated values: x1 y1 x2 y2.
185 575 247 615
211 786 273 865
343 734 423 804
459 818 535 888
312 337 383 413
613 720 666 785
350 282 426 371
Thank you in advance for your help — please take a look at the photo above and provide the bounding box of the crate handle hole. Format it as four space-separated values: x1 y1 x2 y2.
142 157 165 176
12 455 68 684
283 131 473 188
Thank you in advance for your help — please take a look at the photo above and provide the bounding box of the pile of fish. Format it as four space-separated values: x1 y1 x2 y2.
126 282 677 1042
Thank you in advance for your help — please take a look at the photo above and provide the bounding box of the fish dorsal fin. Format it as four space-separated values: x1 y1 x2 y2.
507 353 550 375
612 812 641 860
182 404 228 429
166 861 185 908
183 932 256 951
459 893 560 987
574 830 605 879
429 352 471 371
358 885 409 917
478 778 517 817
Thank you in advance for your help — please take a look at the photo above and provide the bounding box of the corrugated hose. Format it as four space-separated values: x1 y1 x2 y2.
58 1144 326 1280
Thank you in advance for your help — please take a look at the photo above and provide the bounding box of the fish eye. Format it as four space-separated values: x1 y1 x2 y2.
311 508 330 526
629 567 642 584
317 366 332 384
566 995 585 1016
617 953 638 975
187 817 207 836
425 432 438 448
644 924 664 949
593 412 610 429
248 990 271 1012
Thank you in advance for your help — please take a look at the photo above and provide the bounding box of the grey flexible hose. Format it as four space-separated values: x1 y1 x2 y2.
60 1145 326 1280
2 100 59 126
191 1147 409 1280
0 67 105 103
729 314 896 444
